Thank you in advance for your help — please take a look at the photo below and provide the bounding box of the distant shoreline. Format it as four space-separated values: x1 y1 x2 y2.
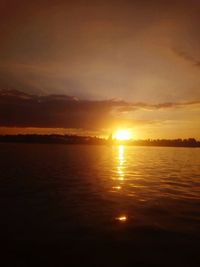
0 134 200 148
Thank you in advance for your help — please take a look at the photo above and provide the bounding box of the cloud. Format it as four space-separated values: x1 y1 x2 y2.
0 89 123 129
116 100 200 112
1 89 200 130
172 47 200 67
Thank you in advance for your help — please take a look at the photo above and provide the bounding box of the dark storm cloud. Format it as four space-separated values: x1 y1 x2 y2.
0 89 122 129
1 90 199 129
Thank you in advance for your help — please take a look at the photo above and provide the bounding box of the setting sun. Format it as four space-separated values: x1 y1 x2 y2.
114 129 131 140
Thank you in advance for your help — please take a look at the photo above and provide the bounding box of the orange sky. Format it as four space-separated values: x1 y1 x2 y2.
0 1 200 139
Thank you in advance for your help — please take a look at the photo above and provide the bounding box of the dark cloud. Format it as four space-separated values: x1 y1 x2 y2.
0 89 122 129
1 89 199 130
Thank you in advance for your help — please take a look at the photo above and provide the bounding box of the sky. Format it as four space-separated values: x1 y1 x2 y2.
0 0 200 139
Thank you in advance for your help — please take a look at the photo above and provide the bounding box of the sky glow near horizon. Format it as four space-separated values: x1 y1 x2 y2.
0 0 200 139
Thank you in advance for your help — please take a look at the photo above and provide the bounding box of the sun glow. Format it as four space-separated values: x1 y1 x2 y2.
114 129 131 141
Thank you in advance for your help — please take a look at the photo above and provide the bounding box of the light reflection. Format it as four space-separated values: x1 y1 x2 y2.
118 145 124 164
112 186 121 190
113 146 128 223
111 145 126 191
117 145 125 180
115 215 127 222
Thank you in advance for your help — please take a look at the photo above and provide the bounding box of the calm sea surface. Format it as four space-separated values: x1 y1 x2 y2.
0 143 200 266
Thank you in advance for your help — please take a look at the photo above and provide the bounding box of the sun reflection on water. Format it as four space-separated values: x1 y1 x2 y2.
115 215 127 222
112 186 121 190
117 145 125 181
118 145 124 163
112 145 128 222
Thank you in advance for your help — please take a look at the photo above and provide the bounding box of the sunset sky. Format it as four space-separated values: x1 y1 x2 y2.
0 0 200 139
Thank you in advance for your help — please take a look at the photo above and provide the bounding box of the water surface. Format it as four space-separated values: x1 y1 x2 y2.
0 144 199 266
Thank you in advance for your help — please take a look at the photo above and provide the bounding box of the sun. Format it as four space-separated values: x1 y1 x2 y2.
114 129 131 141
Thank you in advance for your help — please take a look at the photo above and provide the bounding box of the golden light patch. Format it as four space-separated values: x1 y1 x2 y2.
115 215 127 222
114 129 131 140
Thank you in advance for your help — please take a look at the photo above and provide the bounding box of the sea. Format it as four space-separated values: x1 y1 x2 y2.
0 143 200 266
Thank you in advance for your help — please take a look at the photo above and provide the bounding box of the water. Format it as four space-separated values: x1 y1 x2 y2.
0 144 200 266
